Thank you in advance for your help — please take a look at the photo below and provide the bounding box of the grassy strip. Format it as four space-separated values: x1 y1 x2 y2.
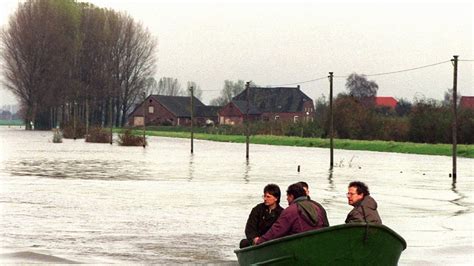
0 119 24 126
115 129 474 158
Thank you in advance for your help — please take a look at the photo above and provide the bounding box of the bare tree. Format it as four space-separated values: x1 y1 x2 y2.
1 1 158 129
114 14 157 126
77 5 110 128
142 77 158 96
157 77 183 96
186 81 203 100
345 73 379 99
442 88 461 107
1 0 80 129
210 79 245 106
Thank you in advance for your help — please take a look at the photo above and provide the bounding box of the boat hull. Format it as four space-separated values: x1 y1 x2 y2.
235 224 406 266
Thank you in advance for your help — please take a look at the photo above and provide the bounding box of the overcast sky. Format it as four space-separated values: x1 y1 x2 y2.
0 0 472 106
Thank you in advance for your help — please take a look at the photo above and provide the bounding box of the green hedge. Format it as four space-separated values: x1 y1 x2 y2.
117 128 474 158
0 119 24 126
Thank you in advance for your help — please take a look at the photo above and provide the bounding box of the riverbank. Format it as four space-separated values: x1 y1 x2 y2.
119 129 474 158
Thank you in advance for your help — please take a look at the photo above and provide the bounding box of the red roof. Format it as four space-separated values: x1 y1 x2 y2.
460 96 474 109
375 97 398 108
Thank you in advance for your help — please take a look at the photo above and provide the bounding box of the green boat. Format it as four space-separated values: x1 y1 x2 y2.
234 224 406 266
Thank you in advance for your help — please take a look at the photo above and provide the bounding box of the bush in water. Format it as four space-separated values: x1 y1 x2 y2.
118 129 146 146
52 128 63 143
85 127 111 143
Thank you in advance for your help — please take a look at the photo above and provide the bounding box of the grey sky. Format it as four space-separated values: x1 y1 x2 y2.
0 0 472 106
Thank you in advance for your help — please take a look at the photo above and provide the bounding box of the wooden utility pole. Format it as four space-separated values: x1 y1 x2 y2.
245 81 250 160
73 101 77 140
329 72 334 170
85 98 89 136
451 55 458 182
190 86 194 154
109 97 113 145
142 93 146 148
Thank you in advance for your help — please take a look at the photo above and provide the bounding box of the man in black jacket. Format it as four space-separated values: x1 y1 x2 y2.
239 184 283 248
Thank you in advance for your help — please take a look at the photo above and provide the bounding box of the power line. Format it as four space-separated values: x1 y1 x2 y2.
266 76 328 87
190 59 462 95
346 60 451 78
267 60 453 86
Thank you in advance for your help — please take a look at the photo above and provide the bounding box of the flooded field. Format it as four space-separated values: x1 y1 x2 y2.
0 127 473 264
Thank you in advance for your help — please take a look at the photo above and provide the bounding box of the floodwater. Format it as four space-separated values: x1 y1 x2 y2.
0 127 472 264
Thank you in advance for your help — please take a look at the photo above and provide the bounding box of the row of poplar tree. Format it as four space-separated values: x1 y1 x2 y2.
1 0 157 129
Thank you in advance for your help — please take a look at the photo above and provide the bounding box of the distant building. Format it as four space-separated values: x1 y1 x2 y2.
218 86 315 125
0 104 19 115
460 96 474 109
0 110 12 120
374 96 398 109
127 95 219 126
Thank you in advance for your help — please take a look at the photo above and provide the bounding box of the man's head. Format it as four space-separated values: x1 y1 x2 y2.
263 184 281 207
298 181 309 196
347 181 370 206
286 183 306 204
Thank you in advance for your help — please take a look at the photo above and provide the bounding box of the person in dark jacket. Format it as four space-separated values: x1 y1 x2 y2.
345 181 382 224
255 183 329 245
298 181 330 227
239 184 284 248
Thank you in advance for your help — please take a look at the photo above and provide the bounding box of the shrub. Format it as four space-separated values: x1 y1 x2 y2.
408 100 451 143
458 109 474 144
375 116 409 141
62 122 86 139
333 95 378 140
118 129 147 146
86 127 112 143
52 128 63 143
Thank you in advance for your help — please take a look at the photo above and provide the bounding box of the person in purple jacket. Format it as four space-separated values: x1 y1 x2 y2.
254 182 329 245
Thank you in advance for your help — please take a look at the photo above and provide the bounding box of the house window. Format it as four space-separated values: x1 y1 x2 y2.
133 116 144 126
148 106 154 114
293 116 299 122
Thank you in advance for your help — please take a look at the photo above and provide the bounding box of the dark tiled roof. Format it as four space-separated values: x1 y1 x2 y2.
195 105 220 117
152 95 204 117
231 100 261 115
232 87 312 113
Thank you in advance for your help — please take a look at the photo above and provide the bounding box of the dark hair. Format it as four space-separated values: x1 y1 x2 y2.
264 184 281 204
348 181 370 196
286 183 306 199
298 181 309 189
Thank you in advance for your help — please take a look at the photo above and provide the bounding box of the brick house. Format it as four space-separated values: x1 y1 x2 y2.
460 96 474 109
218 86 315 125
128 95 219 126
374 96 398 109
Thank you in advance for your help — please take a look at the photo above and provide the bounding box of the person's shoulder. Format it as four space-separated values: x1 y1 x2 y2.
285 202 299 212
275 204 284 213
362 195 378 208
252 203 266 211
309 199 326 208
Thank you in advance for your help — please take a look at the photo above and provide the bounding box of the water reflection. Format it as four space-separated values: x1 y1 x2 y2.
188 154 194 182
243 160 250 183
327 169 335 191
450 181 470 217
